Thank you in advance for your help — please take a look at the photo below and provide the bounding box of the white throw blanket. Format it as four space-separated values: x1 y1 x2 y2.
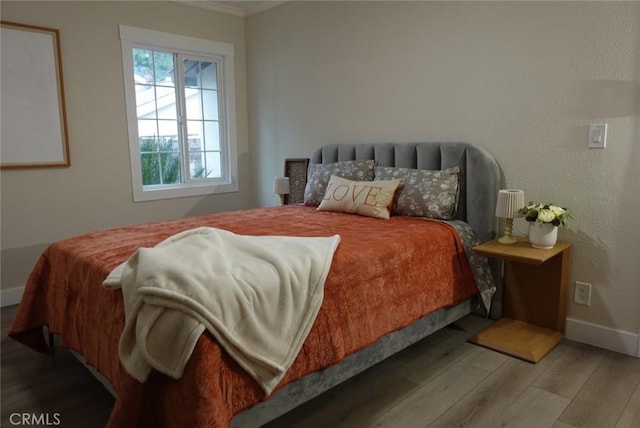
103 227 340 394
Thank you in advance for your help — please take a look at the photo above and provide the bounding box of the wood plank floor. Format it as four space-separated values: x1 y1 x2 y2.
2 304 639 427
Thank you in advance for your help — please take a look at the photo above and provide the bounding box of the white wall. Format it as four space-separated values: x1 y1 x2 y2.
0 1 253 297
2 1 638 355
246 2 640 345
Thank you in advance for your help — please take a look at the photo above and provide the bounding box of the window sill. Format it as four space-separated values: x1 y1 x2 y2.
133 181 238 202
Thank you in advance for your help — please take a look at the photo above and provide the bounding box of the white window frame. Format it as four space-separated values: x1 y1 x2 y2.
120 25 238 202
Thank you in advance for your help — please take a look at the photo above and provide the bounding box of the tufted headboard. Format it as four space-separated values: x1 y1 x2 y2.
310 142 500 242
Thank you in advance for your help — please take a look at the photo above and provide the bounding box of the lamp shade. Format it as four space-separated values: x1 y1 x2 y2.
495 189 525 219
273 176 290 195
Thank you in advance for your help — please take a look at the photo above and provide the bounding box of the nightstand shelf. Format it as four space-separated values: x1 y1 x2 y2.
469 238 571 363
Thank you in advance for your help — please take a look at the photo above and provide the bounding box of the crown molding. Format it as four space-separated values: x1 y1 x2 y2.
174 1 287 17
174 1 245 16
242 1 288 15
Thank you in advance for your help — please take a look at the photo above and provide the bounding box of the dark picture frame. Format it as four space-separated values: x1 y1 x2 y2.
283 158 309 205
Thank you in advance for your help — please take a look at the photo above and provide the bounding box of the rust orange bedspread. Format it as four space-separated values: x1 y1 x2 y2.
9 205 477 427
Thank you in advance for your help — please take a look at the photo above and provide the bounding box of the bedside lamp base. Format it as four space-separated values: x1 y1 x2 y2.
498 218 518 244
498 235 518 245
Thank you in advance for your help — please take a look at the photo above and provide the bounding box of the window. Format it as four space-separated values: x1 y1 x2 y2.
120 25 237 201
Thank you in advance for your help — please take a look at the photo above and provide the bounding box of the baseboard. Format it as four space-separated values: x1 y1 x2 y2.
1 286 24 307
565 317 639 358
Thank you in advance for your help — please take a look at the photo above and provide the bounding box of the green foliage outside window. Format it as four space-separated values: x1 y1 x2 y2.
133 49 173 83
140 137 208 185
140 137 180 186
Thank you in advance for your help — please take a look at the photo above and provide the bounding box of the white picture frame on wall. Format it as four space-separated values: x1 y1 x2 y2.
1 21 70 169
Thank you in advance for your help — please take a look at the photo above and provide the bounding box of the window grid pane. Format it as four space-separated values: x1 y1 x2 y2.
185 88 203 120
135 84 157 119
204 151 222 178
132 46 225 188
156 87 177 120
201 62 217 90
133 48 184 186
153 51 174 85
186 120 203 179
202 89 219 120
138 133 182 185
181 56 222 181
203 121 220 151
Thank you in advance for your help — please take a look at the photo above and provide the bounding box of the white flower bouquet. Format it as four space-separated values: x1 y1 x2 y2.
518 202 570 227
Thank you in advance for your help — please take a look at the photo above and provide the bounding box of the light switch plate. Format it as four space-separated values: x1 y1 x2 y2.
588 123 607 149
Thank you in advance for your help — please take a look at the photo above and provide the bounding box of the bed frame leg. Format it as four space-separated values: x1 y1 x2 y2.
48 332 55 349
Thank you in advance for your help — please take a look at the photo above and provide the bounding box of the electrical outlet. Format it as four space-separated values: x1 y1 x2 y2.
574 281 592 305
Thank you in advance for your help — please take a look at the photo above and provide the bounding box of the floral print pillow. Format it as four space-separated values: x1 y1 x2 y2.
304 160 376 206
374 166 460 220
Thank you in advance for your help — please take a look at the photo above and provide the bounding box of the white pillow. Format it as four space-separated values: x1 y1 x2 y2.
317 175 401 219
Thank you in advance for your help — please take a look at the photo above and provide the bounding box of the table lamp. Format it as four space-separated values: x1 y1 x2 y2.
495 189 525 244
273 176 290 206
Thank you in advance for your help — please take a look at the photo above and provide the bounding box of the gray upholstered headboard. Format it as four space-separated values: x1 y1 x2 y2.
310 142 500 242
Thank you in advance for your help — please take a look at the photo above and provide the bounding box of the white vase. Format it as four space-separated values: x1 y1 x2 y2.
528 222 558 249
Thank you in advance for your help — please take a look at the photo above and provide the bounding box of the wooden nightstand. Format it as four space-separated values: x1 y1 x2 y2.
468 237 571 363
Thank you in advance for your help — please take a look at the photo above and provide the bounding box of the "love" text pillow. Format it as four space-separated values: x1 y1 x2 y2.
317 175 401 219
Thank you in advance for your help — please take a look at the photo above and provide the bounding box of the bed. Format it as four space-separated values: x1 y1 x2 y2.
9 142 500 427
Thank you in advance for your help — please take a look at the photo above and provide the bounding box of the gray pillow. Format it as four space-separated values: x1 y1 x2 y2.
304 160 375 206
374 166 460 220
